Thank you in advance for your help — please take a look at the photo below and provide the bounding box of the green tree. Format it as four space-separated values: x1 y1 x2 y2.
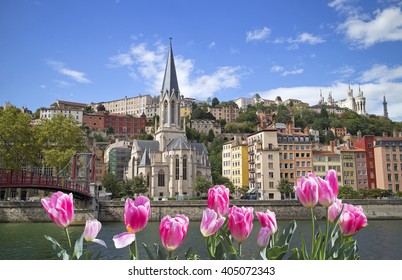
338 186 359 199
102 173 123 198
276 178 294 199
36 114 86 172
194 175 212 197
211 97 220 107
0 106 40 170
124 175 149 196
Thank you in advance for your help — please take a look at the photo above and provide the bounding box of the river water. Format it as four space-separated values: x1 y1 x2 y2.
0 220 401 260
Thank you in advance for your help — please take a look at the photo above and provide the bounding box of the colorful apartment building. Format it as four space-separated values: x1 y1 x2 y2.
353 135 377 189
104 113 146 137
247 129 281 200
374 137 402 193
340 144 368 190
208 106 239 123
83 112 106 131
312 151 342 185
222 139 249 195
277 130 313 186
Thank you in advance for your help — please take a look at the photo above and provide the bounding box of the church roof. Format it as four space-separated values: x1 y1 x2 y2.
161 40 180 99
133 140 159 152
139 148 151 166
190 143 209 155
166 136 190 150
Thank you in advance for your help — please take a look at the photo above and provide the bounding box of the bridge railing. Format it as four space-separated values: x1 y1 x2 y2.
0 169 90 196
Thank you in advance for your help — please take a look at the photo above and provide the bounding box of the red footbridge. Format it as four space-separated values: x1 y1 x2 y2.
0 169 91 198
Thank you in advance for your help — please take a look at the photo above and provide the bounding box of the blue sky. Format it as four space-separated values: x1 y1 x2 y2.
1 0 402 121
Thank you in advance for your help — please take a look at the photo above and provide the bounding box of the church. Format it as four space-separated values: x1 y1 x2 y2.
125 41 211 199
318 85 367 115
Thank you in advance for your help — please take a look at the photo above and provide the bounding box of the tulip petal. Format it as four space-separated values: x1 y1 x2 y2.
112 232 135 249
92 239 107 248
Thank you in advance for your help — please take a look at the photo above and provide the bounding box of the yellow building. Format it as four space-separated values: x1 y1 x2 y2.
312 151 342 186
222 138 249 197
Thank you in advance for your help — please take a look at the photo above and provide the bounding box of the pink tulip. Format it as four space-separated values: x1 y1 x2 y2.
84 219 107 247
257 227 271 247
228 205 254 244
294 173 319 208
41 191 74 228
339 203 368 237
318 169 339 207
207 185 230 217
113 196 150 249
160 214 189 251
256 210 277 235
200 208 226 237
328 198 343 223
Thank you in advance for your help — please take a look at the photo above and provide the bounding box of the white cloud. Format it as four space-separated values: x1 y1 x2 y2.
270 65 304 76
108 42 244 100
273 32 325 48
246 27 271 42
337 6 402 48
271 65 285 73
296 33 326 44
283 68 304 76
47 60 91 84
359 64 402 83
208 42 216 49
259 82 402 121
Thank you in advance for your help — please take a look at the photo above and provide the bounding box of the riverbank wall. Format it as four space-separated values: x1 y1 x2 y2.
1 199 401 223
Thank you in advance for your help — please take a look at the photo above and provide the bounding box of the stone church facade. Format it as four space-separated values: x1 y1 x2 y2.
126 42 211 199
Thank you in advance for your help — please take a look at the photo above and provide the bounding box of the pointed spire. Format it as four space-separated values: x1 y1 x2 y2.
161 38 180 99
139 149 151 166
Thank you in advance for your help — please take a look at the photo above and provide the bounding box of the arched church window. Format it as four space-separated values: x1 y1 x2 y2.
175 156 180 180
164 100 168 124
183 155 187 180
171 101 175 125
158 170 165 187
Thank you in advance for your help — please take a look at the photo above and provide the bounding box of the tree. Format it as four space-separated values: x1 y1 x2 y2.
102 173 123 198
36 114 87 173
96 104 106 112
0 107 40 170
124 175 149 196
276 178 294 200
194 175 212 197
338 186 359 199
211 97 220 107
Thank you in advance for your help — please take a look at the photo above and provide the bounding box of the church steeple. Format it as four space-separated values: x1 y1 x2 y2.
161 38 180 100
155 39 186 150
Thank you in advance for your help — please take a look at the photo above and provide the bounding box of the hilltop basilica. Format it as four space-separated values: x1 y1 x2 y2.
318 86 367 115
125 42 211 199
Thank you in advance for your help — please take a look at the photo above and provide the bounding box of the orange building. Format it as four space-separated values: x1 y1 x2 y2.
374 137 402 193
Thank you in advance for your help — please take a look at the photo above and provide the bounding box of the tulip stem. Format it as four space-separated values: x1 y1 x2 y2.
130 239 139 260
168 251 172 260
64 227 72 248
194 237 204 256
310 207 315 260
323 207 330 260
238 243 242 257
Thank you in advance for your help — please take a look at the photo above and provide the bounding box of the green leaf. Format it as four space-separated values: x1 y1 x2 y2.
142 243 155 260
44 235 70 260
73 233 84 260
266 244 289 260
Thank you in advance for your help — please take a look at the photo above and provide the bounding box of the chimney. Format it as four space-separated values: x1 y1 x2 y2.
383 132 388 137
330 140 335 153
393 130 398 138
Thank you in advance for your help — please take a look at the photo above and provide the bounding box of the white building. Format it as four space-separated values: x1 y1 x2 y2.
40 108 83 124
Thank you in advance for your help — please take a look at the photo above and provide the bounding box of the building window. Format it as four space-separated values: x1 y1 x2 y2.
158 170 165 186
183 157 187 180
175 158 179 180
